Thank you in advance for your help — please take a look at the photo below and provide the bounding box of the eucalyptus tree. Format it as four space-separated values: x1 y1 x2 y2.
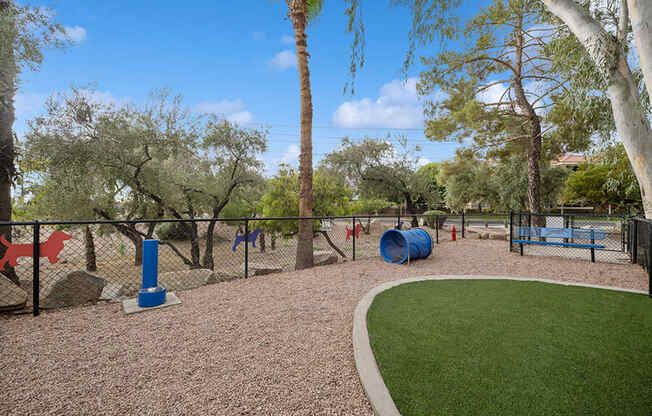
345 0 652 218
540 0 652 217
0 1 66 284
285 0 323 269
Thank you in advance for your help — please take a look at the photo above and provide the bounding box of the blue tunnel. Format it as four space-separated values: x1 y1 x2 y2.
379 228 433 264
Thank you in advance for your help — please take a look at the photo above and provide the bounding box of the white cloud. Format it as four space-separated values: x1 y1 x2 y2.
332 78 432 129
416 157 432 167
62 25 87 43
269 50 297 71
280 144 300 165
194 99 254 124
281 35 294 45
476 83 509 105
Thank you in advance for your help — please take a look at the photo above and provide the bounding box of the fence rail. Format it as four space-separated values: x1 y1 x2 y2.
2 213 466 317
2 211 646 318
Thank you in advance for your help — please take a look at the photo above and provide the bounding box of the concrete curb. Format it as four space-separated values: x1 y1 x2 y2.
352 275 647 416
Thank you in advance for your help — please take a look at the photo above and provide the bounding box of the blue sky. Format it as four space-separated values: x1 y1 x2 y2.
15 0 488 174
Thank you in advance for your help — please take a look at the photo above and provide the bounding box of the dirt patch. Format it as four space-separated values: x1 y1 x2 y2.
1 239 647 415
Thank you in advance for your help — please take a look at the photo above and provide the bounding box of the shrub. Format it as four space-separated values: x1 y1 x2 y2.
157 222 193 241
424 210 447 229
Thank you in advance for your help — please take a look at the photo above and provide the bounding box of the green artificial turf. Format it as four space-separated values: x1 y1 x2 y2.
367 280 652 416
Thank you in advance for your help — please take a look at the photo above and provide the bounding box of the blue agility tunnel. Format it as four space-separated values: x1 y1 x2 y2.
379 228 432 264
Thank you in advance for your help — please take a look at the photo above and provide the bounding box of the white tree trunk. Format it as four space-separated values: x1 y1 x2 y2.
628 0 652 103
542 0 652 218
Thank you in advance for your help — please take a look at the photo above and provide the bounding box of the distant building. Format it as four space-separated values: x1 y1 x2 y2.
551 153 586 170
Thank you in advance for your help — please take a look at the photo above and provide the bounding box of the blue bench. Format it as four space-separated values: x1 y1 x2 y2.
513 227 606 262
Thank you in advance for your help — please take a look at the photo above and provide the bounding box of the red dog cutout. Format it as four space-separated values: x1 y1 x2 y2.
0 231 72 270
345 223 362 241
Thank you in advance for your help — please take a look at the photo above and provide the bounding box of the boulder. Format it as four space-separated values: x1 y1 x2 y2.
245 262 283 276
41 271 107 309
99 283 138 302
159 269 217 291
314 250 338 266
0 274 27 311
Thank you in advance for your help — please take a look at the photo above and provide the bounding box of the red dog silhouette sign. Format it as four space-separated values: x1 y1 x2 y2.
0 231 72 270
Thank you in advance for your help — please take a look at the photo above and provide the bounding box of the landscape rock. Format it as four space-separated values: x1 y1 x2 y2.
245 262 283 276
208 271 243 284
313 250 338 266
41 271 107 309
0 274 27 311
159 269 216 291
99 282 138 302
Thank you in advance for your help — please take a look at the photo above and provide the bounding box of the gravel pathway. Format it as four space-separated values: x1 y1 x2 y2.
1 239 648 416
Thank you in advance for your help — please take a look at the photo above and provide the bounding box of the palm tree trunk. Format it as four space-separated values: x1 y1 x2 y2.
0 1 19 285
289 0 314 269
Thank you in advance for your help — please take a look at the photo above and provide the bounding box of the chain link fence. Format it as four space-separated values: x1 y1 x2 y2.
1 214 458 317
3 211 646 317
509 212 630 264
628 217 652 297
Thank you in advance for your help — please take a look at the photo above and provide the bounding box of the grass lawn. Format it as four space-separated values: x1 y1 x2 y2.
367 280 652 416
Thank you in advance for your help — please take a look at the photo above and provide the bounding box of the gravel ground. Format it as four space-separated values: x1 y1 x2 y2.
1 239 648 416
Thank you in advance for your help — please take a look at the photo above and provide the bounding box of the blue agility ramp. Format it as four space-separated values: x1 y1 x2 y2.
380 228 432 264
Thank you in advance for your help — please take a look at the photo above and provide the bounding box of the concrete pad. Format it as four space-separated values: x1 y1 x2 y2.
122 292 182 315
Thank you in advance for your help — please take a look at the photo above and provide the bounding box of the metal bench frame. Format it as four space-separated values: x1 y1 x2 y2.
515 227 606 263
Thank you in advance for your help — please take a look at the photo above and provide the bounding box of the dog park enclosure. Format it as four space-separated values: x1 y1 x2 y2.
1 212 650 316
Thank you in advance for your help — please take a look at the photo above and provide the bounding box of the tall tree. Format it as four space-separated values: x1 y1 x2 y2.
286 0 323 269
540 0 652 218
0 1 66 284
25 89 266 269
322 137 441 225
345 0 651 217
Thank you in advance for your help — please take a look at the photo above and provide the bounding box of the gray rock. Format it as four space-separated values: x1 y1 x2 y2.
99 282 138 302
208 271 243 284
245 262 283 276
159 269 216 291
41 271 107 309
0 274 27 311
314 250 338 266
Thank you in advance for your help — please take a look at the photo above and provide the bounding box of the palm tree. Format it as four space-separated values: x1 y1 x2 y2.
286 0 323 269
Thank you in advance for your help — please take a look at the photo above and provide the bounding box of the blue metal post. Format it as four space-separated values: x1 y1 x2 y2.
142 240 159 288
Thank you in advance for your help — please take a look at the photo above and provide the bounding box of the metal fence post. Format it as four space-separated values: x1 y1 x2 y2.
352 216 356 261
527 212 532 241
397 214 401 229
563 215 569 244
33 221 40 317
461 211 465 238
244 219 249 278
435 215 439 244
509 211 513 251
590 229 595 263
633 219 638 264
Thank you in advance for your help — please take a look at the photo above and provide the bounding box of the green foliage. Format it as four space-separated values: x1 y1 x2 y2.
440 151 568 212
423 209 447 229
561 143 641 209
0 2 68 78
322 137 442 211
156 222 193 241
351 197 391 215
23 88 267 222
257 165 354 236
